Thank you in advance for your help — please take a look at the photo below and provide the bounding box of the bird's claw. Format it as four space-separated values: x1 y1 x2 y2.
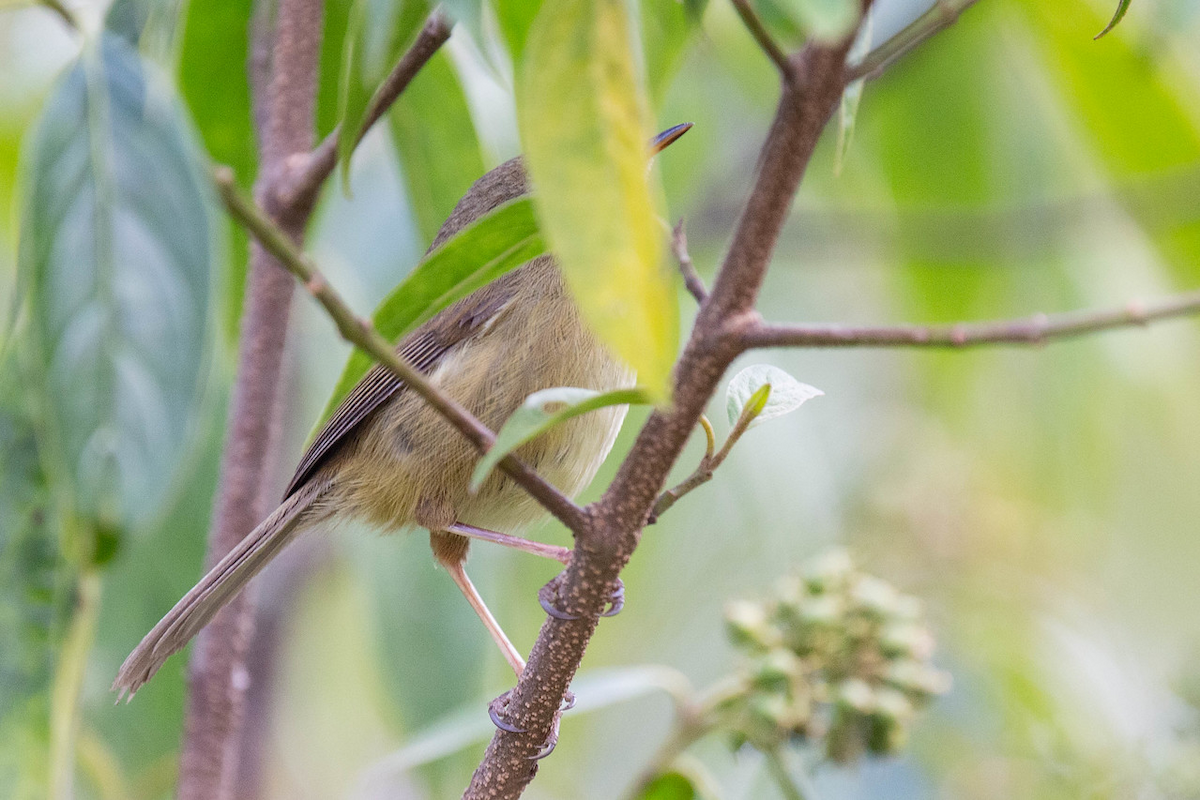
488 691 526 733
538 577 625 620
487 689 572 761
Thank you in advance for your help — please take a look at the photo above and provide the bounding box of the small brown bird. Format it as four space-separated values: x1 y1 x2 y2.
113 123 692 698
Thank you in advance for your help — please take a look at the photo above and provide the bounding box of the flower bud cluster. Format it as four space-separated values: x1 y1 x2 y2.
720 549 950 764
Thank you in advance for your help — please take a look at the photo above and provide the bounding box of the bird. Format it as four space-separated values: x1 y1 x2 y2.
113 122 692 698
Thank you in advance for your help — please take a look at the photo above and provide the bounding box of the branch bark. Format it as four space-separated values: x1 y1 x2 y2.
741 290 1200 349
463 29 862 799
176 0 323 796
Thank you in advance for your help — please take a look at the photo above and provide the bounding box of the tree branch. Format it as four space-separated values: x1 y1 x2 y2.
741 290 1200 349
463 20 867 797
176 0 323 796
672 220 708 304
730 0 793 80
212 167 587 532
846 0 983 83
281 9 452 211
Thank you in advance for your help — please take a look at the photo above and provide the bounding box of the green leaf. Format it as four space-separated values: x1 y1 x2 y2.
519 0 678 399
316 197 546 427
636 771 698 800
642 0 696 103
336 0 374 194
470 386 652 490
495 0 545 63
318 0 356 138
177 0 256 340
835 9 871 175
389 50 486 245
18 34 217 529
725 365 823 429
1094 0 1131 39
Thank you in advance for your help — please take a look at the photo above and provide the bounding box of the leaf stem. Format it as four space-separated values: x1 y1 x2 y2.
211 167 586 532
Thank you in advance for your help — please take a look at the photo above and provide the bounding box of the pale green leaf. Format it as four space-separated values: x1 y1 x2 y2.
835 10 872 175
336 0 373 194
470 386 652 491
19 34 217 529
636 772 698 800
1095 0 1132 39
772 0 859 42
316 197 545 427
495 0 545 62
725 365 823 429
519 0 679 398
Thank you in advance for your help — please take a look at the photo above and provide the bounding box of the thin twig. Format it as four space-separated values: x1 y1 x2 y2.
730 0 794 79
212 167 587 532
673 220 708 304
845 0 982 83
740 291 1200 349
648 416 715 523
281 10 452 210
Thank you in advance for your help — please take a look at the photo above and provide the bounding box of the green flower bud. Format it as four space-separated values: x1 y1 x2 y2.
836 678 875 715
751 649 803 692
885 659 952 700
726 600 779 651
879 621 936 660
804 549 854 594
851 575 900 619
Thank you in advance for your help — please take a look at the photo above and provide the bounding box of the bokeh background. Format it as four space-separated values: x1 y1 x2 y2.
4 0 1200 797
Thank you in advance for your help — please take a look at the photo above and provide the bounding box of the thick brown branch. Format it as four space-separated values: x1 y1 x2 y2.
213 168 587 532
177 0 323 795
742 291 1200 349
463 27 864 799
281 10 452 211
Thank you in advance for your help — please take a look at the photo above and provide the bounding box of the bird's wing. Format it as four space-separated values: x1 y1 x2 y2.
282 284 516 500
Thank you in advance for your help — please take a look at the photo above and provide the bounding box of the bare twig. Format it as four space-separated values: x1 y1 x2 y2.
464 21 865 796
212 167 587 532
730 0 794 79
176 0 324 795
281 10 452 211
672 220 708 304
846 0 983 82
740 291 1200 349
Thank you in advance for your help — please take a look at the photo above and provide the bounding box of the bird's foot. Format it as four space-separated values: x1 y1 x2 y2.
487 689 575 761
538 575 625 620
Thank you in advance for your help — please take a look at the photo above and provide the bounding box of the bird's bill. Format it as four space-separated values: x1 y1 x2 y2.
651 122 693 154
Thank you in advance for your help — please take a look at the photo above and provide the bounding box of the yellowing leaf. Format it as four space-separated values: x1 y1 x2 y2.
519 0 678 399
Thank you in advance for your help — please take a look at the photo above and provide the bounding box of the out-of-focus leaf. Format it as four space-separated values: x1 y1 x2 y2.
835 10 871 174
18 34 217 529
495 0 544 63
178 0 255 341
336 0 374 193
642 0 695 103
0 360 70 800
358 665 691 789
1094 0 1132 38
520 0 677 398
762 0 858 42
636 771 698 800
317 197 545 426
104 0 182 61
726 365 822 429
389 50 486 245
318 0 356 138
470 386 651 490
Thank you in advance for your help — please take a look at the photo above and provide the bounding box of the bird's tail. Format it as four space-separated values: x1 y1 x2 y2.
113 476 332 699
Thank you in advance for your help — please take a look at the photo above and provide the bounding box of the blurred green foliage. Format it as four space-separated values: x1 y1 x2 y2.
2 0 1200 798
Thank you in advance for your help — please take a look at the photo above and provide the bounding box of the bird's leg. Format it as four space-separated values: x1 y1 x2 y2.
430 531 526 677
445 521 571 564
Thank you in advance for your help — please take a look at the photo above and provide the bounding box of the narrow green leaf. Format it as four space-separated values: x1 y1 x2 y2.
316 197 546 426
470 386 652 491
389 50 486 245
642 0 696 103
336 0 373 194
725 365 823 429
1094 0 1132 39
519 0 678 398
19 34 217 529
835 10 871 175
318 0 356 138
636 771 698 800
